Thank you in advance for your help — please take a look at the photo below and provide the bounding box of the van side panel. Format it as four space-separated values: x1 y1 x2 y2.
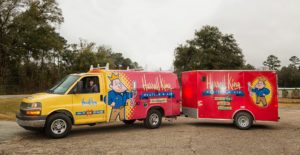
104 70 180 122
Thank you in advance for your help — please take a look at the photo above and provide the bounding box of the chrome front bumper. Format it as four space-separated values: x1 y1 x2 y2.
16 119 45 127
16 113 46 128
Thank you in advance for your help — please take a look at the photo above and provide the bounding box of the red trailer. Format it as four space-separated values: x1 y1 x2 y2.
182 70 279 129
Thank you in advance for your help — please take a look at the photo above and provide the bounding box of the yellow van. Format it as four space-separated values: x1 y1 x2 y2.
16 66 181 138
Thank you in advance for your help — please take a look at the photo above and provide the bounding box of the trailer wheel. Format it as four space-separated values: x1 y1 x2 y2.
123 120 136 125
45 113 72 138
234 112 253 130
144 109 162 129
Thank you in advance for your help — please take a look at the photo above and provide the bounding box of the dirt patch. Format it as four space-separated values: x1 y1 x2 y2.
0 107 299 154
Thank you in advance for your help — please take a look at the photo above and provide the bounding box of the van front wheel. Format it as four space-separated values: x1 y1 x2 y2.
45 113 72 138
144 109 162 129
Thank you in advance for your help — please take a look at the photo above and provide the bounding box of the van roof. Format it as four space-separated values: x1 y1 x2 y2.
72 69 175 76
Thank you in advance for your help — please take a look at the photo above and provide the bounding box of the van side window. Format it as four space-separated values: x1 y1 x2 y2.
201 76 206 82
77 76 100 94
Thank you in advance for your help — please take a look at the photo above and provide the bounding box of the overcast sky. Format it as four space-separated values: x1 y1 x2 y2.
58 0 300 70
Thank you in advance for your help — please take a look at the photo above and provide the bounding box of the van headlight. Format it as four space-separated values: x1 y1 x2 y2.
20 102 42 116
31 102 41 108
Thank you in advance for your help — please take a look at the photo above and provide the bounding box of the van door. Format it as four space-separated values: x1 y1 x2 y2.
71 75 106 124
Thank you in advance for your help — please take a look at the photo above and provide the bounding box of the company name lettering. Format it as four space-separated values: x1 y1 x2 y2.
206 73 241 90
142 74 172 91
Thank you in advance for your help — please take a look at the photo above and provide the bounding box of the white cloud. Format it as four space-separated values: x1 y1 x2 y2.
58 0 300 70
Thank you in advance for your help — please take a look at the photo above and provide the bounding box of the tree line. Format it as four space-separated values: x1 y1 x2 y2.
1 1 299 94
263 55 300 87
0 0 139 94
173 25 300 87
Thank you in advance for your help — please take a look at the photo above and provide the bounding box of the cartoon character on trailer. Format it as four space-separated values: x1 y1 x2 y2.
248 77 270 107
106 73 133 122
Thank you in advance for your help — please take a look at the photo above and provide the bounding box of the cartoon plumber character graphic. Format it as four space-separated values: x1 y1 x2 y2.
248 77 270 107
107 73 133 122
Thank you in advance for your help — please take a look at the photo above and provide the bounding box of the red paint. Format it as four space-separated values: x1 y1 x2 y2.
182 70 279 122
107 70 181 120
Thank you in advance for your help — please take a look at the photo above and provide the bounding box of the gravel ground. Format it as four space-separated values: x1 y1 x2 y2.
0 107 299 155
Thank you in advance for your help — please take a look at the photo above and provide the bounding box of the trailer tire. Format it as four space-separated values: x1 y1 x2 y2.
45 113 72 138
234 112 253 130
144 109 162 129
123 120 136 125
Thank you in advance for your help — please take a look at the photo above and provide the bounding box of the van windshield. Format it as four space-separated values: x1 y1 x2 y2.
48 75 79 94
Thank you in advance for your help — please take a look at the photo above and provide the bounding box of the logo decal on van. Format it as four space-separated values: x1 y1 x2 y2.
140 92 175 99
76 110 104 116
142 74 172 91
150 98 168 104
81 98 97 106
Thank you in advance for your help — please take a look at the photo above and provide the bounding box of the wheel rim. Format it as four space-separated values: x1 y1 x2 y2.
149 113 159 126
238 116 250 128
51 119 67 135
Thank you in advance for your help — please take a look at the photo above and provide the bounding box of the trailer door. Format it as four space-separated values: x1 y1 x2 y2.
197 72 209 118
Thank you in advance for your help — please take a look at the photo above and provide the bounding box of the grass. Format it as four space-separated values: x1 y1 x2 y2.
278 98 300 103
0 97 22 120
0 97 299 121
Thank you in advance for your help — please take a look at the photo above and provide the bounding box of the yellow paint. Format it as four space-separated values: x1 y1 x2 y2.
20 69 136 125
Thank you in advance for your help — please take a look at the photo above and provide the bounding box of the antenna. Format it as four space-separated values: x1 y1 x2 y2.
90 65 94 71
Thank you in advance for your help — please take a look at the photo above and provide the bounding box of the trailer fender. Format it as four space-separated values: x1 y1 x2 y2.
232 109 255 121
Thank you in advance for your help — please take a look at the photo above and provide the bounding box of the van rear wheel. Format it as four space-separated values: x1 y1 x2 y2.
45 113 72 138
234 112 253 130
144 109 162 129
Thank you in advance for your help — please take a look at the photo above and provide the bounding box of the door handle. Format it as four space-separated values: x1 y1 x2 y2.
100 95 103 101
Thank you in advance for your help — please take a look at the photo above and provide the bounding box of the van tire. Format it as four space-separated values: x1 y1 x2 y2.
144 109 162 129
123 120 136 125
45 113 72 138
234 112 253 130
